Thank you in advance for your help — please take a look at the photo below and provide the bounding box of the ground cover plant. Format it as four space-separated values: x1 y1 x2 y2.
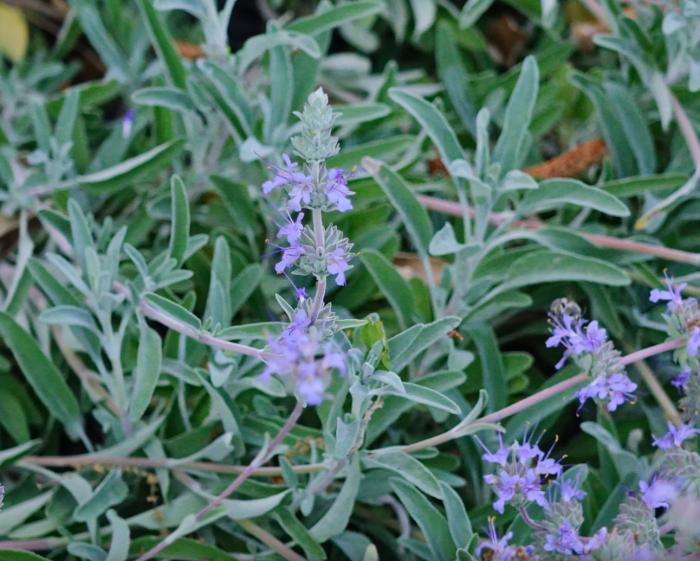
1 0 700 559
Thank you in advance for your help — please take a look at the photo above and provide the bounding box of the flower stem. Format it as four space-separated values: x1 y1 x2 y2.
134 400 305 561
139 295 266 359
417 194 700 266
379 338 686 455
309 207 326 323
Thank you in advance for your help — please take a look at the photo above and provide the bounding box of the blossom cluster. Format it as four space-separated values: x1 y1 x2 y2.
260 89 352 405
263 90 354 287
546 299 637 412
262 309 344 405
478 431 608 559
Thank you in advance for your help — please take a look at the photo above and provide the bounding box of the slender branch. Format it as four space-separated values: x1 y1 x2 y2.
134 401 305 561
238 519 306 561
382 338 687 454
139 295 267 359
418 194 700 266
623 342 681 425
22 454 324 476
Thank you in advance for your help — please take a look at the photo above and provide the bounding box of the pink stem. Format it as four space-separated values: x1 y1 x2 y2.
417 194 700 265
134 401 305 561
0 539 62 551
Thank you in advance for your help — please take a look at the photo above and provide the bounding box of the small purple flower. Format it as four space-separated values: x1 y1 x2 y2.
652 421 700 450
558 479 587 503
577 373 637 412
606 372 638 411
672 368 691 389
274 243 305 274
277 213 304 244
521 469 548 508
516 442 543 464
492 471 519 514
476 519 517 561
122 108 135 138
288 175 314 212
639 477 677 510
478 434 510 467
327 247 350 285
544 520 584 555
650 274 686 311
547 313 608 370
325 168 354 212
263 154 310 196
688 326 700 357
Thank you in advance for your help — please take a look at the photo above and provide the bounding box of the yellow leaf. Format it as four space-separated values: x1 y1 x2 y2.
0 3 29 63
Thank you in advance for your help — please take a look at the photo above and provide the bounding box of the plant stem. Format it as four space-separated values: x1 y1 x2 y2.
382 338 686 454
139 294 266 359
417 194 700 266
25 340 688 480
238 519 306 561
622 342 681 425
134 401 305 561
309 206 327 323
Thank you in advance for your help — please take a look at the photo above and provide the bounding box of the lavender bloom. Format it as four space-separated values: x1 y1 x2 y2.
274 243 304 274
288 175 314 212
544 520 584 555
263 154 309 196
650 274 686 311
325 168 354 212
476 519 518 561
122 108 135 138
689 326 700 357
327 247 350 286
263 312 345 406
544 522 607 557
639 477 678 510
277 213 304 244
558 479 587 503
480 432 561 513
672 368 691 389
547 312 607 370
489 471 519 514
652 421 700 450
480 434 509 467
521 469 548 507
577 372 637 412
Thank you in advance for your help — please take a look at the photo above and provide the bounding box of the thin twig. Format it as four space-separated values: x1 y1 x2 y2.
134 401 305 561
622 342 681 425
417 194 700 266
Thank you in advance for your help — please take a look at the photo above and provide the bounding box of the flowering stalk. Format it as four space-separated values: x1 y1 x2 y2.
134 401 304 561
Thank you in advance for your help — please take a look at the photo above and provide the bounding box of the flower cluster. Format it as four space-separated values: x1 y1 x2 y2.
262 89 354 287
476 519 536 561
259 89 352 406
652 273 700 359
262 309 345 405
479 432 562 513
546 299 637 412
478 431 609 559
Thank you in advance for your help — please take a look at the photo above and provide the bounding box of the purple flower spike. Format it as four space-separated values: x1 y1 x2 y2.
278 213 305 244
325 168 354 212
327 247 350 285
649 273 686 311
652 421 700 450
